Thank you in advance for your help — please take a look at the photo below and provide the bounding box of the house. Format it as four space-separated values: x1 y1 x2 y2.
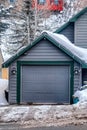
33 0 63 11
55 6 87 86
55 7 87 48
2 7 87 105
0 0 63 12
2 31 87 105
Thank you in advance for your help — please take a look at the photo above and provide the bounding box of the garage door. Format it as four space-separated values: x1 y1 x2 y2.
21 65 70 103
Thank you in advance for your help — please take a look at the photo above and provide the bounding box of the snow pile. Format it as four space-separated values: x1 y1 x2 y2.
74 89 87 103
34 105 51 120
0 104 87 127
0 79 8 106
43 31 87 64
0 107 30 122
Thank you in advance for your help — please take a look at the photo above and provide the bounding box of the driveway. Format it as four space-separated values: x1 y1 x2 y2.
0 123 87 130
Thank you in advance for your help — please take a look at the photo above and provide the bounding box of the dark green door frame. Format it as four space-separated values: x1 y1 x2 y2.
17 61 74 104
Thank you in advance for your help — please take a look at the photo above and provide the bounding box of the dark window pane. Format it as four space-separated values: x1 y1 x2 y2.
54 0 58 5
10 0 15 3
38 0 46 5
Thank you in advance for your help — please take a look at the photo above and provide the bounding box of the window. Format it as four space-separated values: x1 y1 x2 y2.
54 0 58 5
38 0 46 5
9 0 16 3
50 0 54 4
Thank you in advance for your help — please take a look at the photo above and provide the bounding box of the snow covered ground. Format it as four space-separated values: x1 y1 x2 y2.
0 103 87 127
0 79 87 127
0 79 8 106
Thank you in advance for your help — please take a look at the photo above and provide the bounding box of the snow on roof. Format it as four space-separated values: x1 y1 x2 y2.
43 31 87 64
2 31 87 68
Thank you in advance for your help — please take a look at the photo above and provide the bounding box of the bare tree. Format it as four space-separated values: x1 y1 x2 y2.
0 3 27 59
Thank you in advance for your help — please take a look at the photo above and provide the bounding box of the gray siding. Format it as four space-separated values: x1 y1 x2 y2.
75 12 87 48
19 40 72 61
59 23 74 43
9 62 17 104
9 39 82 104
9 39 73 104
74 62 82 92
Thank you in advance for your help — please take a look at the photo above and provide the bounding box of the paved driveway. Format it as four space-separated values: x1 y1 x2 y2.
0 124 87 130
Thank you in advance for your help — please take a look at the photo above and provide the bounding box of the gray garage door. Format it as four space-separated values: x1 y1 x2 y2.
21 65 70 103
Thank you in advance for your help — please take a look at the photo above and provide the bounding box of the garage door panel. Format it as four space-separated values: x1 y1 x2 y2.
22 82 68 92
21 65 70 103
22 92 69 103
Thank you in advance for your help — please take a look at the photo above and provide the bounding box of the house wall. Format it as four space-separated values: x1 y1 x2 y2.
9 62 17 103
56 10 87 48
74 62 82 92
82 69 87 85
2 68 8 79
75 12 87 48
58 23 74 43
8 39 81 104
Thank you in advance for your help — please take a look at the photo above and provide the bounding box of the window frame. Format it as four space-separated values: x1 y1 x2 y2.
38 0 46 5
9 0 16 3
54 0 59 5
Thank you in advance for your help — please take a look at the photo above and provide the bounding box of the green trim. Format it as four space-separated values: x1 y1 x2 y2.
70 63 74 104
82 64 87 68
70 7 87 22
17 61 74 104
17 61 73 65
17 61 21 104
54 7 87 33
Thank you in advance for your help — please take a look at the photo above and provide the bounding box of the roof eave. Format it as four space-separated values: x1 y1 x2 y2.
2 32 87 68
54 7 87 33
2 34 45 68
44 34 86 67
82 63 87 68
70 7 87 22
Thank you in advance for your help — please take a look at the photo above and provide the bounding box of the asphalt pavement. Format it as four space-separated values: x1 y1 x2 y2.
0 123 87 130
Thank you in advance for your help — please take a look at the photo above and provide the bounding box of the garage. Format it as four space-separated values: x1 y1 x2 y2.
21 65 70 104
3 31 82 105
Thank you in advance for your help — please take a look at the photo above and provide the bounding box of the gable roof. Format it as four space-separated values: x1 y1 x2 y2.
2 31 87 68
55 7 87 33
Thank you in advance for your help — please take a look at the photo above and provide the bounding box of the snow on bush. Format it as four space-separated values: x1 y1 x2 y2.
74 89 87 103
0 79 8 106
